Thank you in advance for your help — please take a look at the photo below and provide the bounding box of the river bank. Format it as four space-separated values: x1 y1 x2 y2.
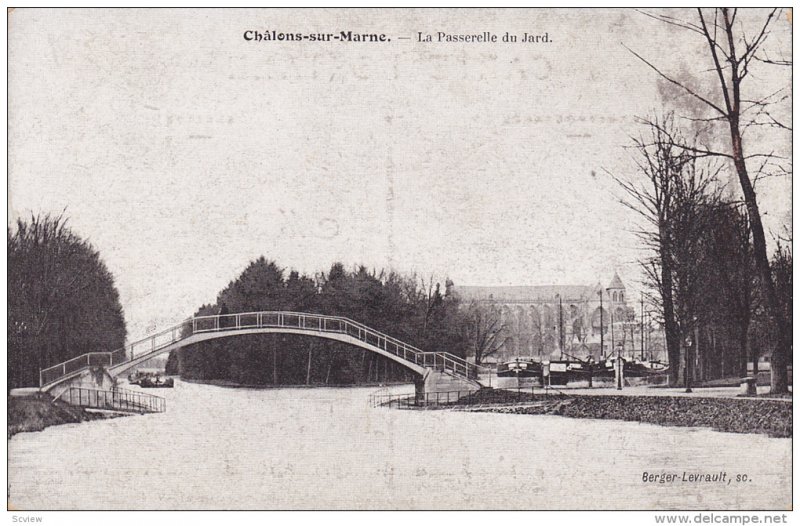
446 390 792 438
7 393 127 438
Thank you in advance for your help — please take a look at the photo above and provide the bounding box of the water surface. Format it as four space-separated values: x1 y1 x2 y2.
8 381 791 510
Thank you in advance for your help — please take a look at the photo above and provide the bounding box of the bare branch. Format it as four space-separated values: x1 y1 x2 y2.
623 43 728 117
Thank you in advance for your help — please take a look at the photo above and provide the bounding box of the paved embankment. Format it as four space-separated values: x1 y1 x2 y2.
451 389 792 438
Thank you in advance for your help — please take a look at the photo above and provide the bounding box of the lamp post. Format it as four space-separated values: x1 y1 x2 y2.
609 296 615 356
684 332 693 393
598 290 604 360
616 341 624 390
640 292 645 361
644 310 653 362
556 294 565 361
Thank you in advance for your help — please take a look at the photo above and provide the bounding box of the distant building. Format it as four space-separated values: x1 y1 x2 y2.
454 272 664 364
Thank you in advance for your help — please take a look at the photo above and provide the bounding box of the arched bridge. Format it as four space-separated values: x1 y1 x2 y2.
39 311 487 396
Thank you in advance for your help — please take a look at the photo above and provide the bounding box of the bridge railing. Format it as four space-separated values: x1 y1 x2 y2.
370 390 482 408
317 313 485 380
121 319 193 362
40 310 492 389
342 317 488 380
191 310 484 381
39 319 191 388
40 352 111 387
62 386 166 413
370 387 546 408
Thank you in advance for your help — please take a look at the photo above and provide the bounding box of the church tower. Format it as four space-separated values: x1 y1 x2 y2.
607 271 626 305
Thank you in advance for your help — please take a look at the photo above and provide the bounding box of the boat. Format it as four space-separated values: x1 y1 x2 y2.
623 358 670 377
497 357 543 378
542 360 601 385
581 357 670 383
497 356 668 386
139 375 175 388
127 370 147 385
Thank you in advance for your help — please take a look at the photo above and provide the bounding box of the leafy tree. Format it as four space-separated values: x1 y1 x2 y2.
170 257 465 386
217 257 286 312
8 213 126 389
702 203 757 378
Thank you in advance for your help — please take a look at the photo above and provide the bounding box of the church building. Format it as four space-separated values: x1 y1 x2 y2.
454 272 642 364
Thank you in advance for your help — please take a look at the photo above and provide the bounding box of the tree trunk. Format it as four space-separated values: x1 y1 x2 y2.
306 348 313 385
272 347 278 385
729 124 790 393
660 236 682 386
736 324 746 379
738 321 749 380
325 352 334 384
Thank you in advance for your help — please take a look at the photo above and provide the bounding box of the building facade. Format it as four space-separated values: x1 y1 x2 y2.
455 273 664 364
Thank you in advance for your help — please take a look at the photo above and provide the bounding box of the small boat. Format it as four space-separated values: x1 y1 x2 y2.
623 359 670 377
127 370 146 385
140 375 175 388
497 357 543 378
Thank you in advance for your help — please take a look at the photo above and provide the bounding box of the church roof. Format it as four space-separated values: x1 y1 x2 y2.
455 285 596 303
608 272 625 290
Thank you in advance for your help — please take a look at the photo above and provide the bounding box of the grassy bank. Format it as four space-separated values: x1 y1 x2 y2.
8 394 126 438
453 390 792 438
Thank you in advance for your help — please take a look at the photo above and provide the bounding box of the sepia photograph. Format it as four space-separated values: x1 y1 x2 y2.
6 6 793 518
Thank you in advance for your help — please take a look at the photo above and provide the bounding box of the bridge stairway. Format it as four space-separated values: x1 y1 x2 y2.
58 386 166 414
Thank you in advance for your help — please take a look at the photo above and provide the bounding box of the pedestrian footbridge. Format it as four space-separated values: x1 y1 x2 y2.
39 311 487 400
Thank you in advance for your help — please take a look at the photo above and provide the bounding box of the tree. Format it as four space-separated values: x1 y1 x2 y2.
8 213 126 389
769 240 792 363
423 282 468 359
217 256 286 312
629 8 792 392
464 301 506 365
703 202 758 378
172 257 465 386
614 115 716 385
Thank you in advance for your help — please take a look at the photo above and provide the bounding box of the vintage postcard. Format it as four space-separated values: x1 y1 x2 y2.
6 7 793 517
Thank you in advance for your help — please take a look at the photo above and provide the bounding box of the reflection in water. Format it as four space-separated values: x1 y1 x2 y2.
8 381 791 510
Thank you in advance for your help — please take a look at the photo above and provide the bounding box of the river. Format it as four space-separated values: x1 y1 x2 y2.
8 380 791 510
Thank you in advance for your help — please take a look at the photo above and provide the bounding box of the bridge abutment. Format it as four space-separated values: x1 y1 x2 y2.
417 370 480 402
48 367 116 401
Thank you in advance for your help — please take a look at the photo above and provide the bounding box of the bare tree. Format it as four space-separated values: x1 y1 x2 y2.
629 8 792 392
420 275 443 334
614 114 717 386
464 301 507 365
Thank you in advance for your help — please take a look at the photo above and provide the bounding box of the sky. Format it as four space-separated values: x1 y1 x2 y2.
8 8 792 339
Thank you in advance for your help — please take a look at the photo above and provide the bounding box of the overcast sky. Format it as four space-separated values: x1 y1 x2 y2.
8 8 792 338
